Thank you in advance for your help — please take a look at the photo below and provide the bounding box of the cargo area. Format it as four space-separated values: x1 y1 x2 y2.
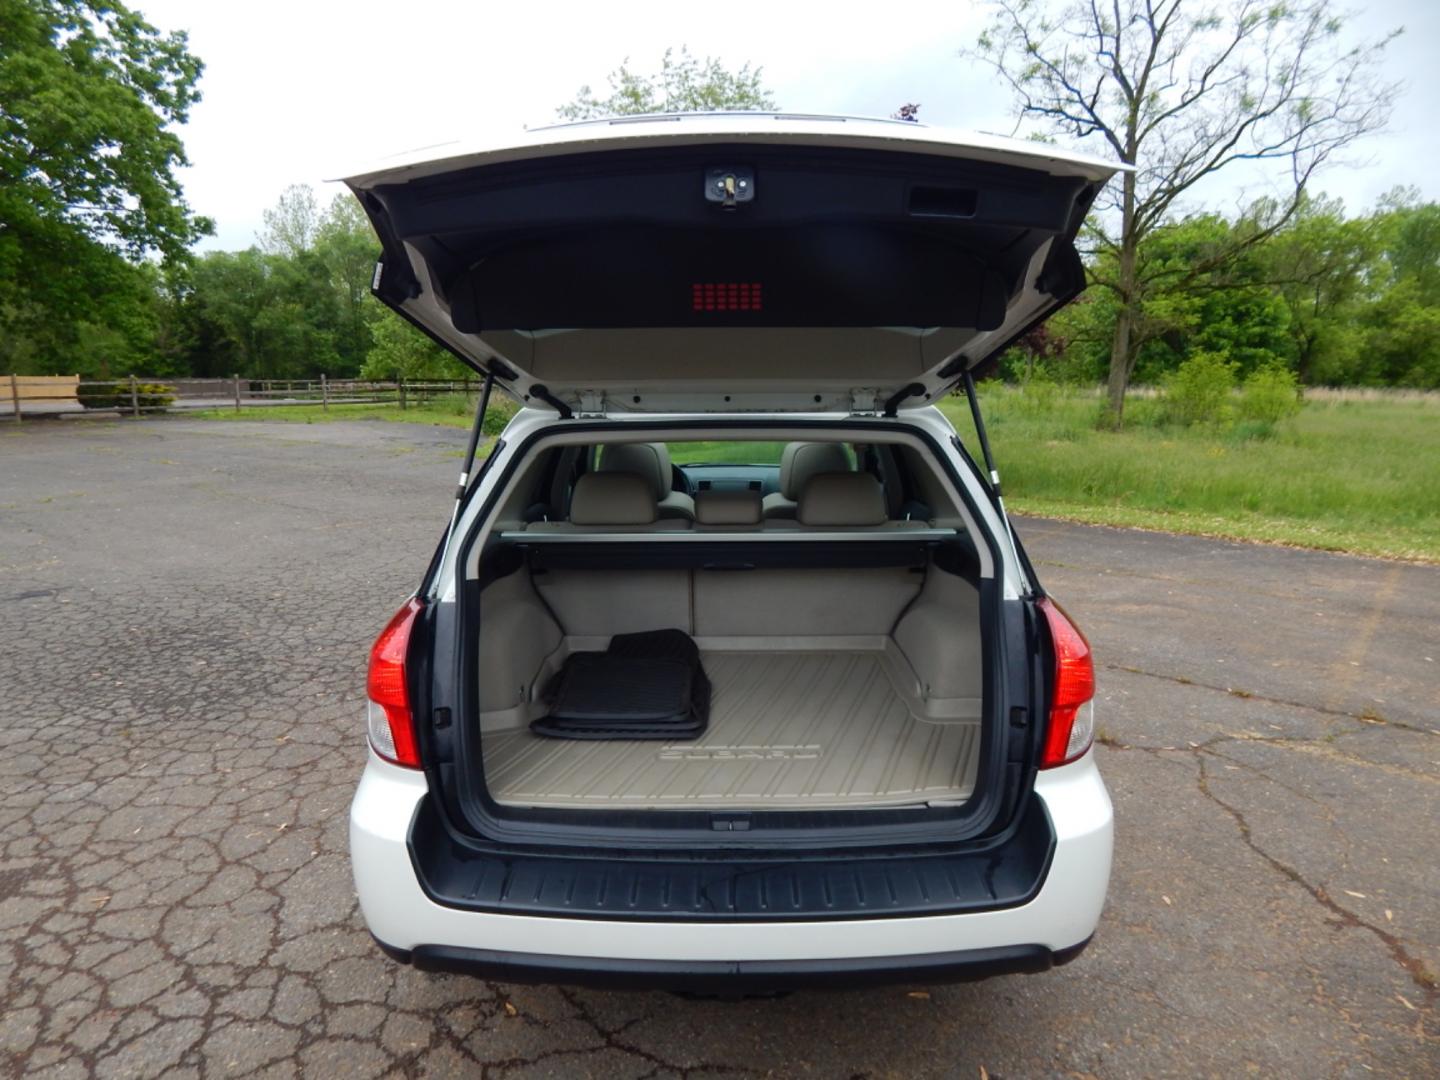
474 558 985 812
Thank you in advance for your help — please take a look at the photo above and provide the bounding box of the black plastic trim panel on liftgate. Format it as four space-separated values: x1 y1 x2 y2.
407 794 1055 922
372 935 1093 993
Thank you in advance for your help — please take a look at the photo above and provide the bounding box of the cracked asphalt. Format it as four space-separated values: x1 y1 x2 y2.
1 416 1436 1078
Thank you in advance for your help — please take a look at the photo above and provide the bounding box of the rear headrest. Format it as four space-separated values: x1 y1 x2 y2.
569 472 657 525
797 472 888 527
598 442 671 502
778 442 851 499
694 489 762 526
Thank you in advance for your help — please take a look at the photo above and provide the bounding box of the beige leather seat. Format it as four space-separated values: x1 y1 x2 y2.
693 489 763 529
762 442 852 519
527 472 690 531
597 443 695 521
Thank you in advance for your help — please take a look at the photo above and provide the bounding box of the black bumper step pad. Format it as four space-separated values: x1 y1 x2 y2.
408 796 1057 922
531 629 711 741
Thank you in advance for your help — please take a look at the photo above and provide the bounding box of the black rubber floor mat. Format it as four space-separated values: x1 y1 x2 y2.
532 629 711 741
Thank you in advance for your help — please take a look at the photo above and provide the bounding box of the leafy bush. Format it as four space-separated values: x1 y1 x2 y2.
417 391 518 434
482 396 519 435
1238 364 1303 431
1012 364 1061 416
78 381 176 413
1161 351 1236 427
1121 393 1168 430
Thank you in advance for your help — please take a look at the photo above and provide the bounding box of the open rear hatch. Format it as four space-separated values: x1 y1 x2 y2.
341 114 1120 414
363 117 1119 864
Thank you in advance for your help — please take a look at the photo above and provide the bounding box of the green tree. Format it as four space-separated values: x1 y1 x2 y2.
974 0 1399 425
313 194 379 375
1053 213 1291 385
1 0 209 373
258 183 320 257
360 309 468 381
183 250 338 379
1352 280 1440 388
1 0 209 258
557 46 776 120
1257 195 1381 383
1377 189 1440 304
0 216 162 375
179 186 382 380
1138 214 1294 380
1309 191 1440 388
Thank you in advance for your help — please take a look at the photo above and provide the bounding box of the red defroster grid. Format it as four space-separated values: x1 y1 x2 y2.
691 282 763 312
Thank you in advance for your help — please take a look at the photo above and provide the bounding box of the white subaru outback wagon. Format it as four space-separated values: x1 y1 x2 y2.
345 113 1116 993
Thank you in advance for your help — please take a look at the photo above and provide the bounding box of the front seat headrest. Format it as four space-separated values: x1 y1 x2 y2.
778 442 852 499
569 472 657 525
598 442 672 502
797 472 888 527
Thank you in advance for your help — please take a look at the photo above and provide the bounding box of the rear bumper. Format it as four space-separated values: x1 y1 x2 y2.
406 792 1057 921
349 752 1112 986
373 936 1093 993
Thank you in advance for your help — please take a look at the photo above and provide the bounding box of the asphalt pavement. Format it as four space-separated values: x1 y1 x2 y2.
1 417 1435 1077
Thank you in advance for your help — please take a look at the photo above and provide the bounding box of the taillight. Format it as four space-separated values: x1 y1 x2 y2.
1037 596 1095 768
366 597 424 767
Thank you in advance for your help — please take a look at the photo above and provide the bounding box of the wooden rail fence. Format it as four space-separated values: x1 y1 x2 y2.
1 375 489 421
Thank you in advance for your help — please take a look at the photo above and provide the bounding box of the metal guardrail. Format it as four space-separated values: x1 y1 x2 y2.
2 374 488 421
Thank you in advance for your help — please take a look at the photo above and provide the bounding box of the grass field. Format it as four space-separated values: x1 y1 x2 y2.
190 388 1440 561
189 396 491 429
940 387 1439 562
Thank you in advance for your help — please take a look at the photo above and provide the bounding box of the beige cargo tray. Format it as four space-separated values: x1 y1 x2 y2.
482 650 980 810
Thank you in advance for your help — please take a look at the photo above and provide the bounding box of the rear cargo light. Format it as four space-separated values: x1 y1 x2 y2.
366 597 423 768
1037 597 1095 768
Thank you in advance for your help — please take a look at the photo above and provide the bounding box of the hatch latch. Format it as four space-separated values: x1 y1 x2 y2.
704 166 755 209
577 390 606 417
849 389 880 416
710 813 752 831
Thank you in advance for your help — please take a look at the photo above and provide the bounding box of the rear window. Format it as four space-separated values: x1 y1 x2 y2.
592 440 867 468
666 441 789 466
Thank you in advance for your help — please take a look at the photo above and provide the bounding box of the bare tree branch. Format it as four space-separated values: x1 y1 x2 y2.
967 0 1401 422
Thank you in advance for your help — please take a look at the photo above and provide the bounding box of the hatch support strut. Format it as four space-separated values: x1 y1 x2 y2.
434 372 497 585
456 371 495 503
961 370 1029 593
961 371 1002 497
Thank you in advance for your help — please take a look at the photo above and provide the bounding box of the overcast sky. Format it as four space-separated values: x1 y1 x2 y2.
135 0 1440 252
